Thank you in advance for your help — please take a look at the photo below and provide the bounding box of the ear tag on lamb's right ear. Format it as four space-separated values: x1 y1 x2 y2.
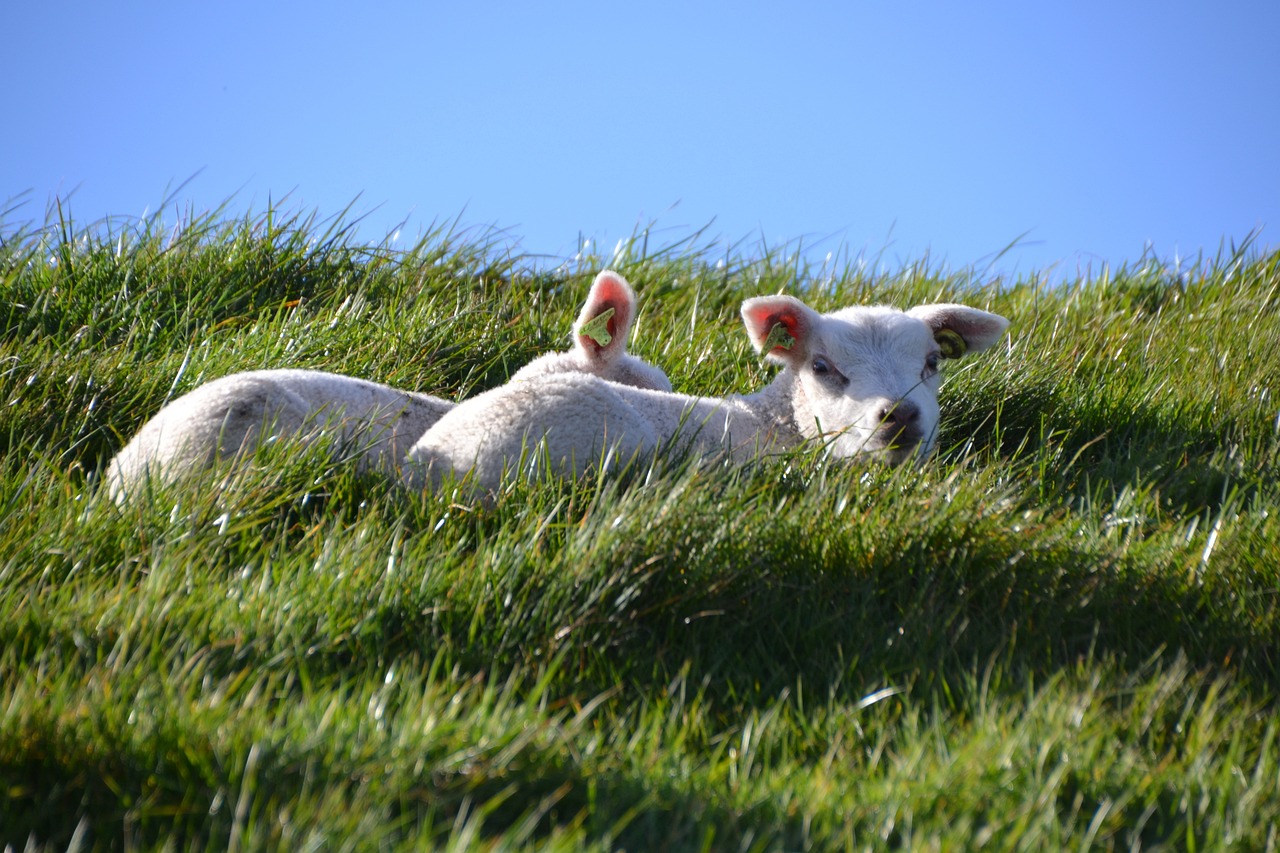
579 307 615 347
936 328 967 359
763 322 795 353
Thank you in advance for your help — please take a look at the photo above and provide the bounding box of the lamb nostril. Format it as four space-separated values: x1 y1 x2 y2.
879 400 920 426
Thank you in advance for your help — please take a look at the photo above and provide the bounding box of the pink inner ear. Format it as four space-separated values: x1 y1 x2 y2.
593 274 627 308
744 303 802 353
581 272 633 345
774 313 800 343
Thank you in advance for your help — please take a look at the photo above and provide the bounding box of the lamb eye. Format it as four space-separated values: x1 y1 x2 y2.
922 353 940 378
812 357 831 375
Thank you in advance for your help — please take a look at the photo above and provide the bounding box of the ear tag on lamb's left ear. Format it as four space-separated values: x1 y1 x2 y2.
579 307 615 346
936 328 967 359
763 322 795 353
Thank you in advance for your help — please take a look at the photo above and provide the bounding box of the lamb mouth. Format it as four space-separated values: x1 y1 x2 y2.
863 427 924 464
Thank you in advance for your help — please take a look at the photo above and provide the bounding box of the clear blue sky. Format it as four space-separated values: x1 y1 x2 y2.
5 1 1278 281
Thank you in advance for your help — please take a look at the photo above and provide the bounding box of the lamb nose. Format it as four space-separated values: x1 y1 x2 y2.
880 400 920 426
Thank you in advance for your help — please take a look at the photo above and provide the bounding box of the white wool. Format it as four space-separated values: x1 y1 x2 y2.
104 270 667 502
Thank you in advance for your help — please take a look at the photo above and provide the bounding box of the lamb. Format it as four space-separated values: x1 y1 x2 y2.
405 295 1009 493
104 270 669 502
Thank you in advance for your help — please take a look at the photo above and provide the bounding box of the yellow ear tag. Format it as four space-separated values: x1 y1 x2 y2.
936 328 967 359
763 322 795 352
579 307 615 346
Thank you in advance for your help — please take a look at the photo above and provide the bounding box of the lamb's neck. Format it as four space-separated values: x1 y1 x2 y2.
732 371 804 449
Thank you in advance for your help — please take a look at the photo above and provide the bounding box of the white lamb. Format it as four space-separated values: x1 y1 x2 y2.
406 295 1009 492
105 270 669 502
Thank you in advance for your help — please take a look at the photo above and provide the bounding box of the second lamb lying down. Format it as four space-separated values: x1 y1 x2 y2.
104 270 668 502
406 295 1010 493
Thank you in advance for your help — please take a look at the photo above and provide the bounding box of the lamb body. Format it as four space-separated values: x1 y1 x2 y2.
407 296 1010 492
105 270 667 502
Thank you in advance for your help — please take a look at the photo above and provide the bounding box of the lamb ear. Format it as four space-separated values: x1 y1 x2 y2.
907 303 1010 358
740 295 818 367
573 270 637 366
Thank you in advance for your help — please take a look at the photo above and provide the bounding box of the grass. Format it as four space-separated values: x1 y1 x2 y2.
1 202 1278 850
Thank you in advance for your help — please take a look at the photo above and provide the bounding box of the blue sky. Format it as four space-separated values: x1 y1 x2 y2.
6 1 1278 281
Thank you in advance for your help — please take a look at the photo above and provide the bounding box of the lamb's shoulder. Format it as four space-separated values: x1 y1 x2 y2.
406 372 656 491
423 372 637 448
593 385 765 455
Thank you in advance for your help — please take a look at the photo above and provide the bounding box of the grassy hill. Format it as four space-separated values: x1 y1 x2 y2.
2 206 1277 849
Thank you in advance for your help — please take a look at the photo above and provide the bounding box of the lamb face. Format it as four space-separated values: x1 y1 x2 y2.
803 308 943 462
742 297 1009 464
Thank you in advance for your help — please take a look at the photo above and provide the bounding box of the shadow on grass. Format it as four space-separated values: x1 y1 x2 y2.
940 377 1275 518
613 524 1277 706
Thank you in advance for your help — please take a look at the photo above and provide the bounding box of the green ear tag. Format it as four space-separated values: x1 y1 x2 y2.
579 307 615 346
936 328 967 359
763 321 795 352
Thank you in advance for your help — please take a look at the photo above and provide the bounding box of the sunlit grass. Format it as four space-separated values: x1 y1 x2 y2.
1 203 1277 849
